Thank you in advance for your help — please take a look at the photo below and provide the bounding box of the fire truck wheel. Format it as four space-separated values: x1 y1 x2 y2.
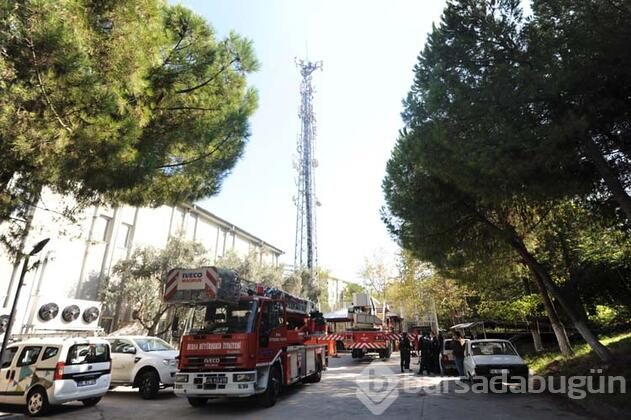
187 397 208 407
259 365 281 407
138 369 160 399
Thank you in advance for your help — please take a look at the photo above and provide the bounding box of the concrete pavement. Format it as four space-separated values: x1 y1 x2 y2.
0 354 588 419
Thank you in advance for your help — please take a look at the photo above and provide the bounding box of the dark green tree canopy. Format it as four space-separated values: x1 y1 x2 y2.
383 0 630 361
1 0 259 245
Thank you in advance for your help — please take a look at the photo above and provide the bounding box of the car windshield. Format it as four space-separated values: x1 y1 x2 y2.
199 300 257 334
471 341 517 356
134 338 174 352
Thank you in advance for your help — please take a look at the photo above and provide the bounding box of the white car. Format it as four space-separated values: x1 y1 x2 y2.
439 338 457 375
463 339 529 388
0 337 111 416
104 336 178 399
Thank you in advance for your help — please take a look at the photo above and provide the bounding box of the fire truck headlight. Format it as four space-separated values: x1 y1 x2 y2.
175 374 189 383
234 373 255 382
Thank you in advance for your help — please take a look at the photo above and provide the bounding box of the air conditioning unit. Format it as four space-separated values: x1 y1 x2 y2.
26 297 102 332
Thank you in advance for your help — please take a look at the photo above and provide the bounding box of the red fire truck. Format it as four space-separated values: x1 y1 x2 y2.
323 293 400 360
165 266 327 407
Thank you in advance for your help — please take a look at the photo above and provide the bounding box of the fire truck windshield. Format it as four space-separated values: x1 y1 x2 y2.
201 300 257 334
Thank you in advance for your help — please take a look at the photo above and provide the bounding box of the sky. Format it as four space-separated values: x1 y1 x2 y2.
180 0 448 283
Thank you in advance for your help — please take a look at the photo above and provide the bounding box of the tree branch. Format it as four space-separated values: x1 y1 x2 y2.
155 106 221 112
155 132 235 170
27 39 72 133
132 309 152 331
175 57 239 94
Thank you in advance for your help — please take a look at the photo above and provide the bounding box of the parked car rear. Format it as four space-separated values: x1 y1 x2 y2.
440 338 456 375
0 337 111 416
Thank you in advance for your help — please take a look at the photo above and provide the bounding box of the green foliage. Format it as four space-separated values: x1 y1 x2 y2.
282 267 328 306
341 282 366 306
216 250 284 288
388 251 473 327
588 305 624 329
0 0 259 252
102 235 208 334
215 252 326 306
531 201 631 308
383 0 630 359
359 251 395 300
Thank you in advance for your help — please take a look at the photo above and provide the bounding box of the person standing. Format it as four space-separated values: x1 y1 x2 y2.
417 331 431 375
429 331 441 374
452 331 466 378
399 332 412 373
436 331 444 374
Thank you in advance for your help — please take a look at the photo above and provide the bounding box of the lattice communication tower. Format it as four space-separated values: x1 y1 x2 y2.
293 59 322 276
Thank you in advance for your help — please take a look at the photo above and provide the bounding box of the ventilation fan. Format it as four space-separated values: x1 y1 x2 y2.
0 315 9 334
62 305 81 322
82 306 100 323
38 303 59 321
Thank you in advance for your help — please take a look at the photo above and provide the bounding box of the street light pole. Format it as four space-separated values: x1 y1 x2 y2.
0 238 50 364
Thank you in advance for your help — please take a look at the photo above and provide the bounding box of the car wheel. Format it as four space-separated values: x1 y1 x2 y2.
138 369 160 400
258 365 281 407
187 397 208 407
81 397 102 407
26 388 49 417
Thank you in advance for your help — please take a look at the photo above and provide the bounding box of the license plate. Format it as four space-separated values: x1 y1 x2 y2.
77 379 96 387
206 376 227 385
490 369 509 374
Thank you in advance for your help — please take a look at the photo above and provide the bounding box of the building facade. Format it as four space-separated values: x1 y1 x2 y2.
0 189 283 335
326 276 354 311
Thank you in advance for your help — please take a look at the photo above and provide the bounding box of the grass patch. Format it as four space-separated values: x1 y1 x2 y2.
524 331 631 414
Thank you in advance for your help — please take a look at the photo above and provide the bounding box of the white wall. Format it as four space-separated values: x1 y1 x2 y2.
0 190 283 334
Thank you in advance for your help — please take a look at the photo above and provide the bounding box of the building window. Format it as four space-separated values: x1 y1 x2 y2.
116 223 132 249
93 215 112 242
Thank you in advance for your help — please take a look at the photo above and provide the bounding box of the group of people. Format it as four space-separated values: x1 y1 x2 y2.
399 330 466 376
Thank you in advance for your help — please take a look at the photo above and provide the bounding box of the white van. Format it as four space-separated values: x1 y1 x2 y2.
0 337 111 416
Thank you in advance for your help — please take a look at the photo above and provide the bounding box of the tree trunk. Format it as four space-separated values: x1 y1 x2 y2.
111 292 125 333
511 236 613 362
582 136 631 221
521 278 544 353
528 270 573 356
527 318 544 353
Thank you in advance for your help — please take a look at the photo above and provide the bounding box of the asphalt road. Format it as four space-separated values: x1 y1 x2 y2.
0 353 588 419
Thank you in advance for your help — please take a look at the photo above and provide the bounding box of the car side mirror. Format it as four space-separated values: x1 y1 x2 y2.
123 346 136 354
